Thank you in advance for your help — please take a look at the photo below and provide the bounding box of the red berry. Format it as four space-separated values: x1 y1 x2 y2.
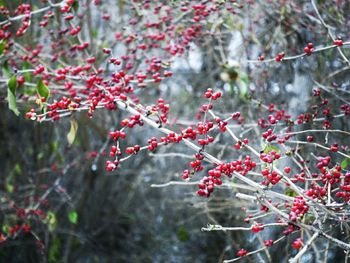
264 240 274 247
251 224 264 233
292 238 302 249
330 144 338 152
334 39 343 46
284 167 291 174
236 248 248 257
22 224 31 233
307 136 314 142
234 142 241 150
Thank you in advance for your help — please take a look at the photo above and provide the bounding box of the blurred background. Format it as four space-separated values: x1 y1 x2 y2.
1 0 350 262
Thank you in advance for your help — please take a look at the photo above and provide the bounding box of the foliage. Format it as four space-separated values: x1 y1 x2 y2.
0 0 350 262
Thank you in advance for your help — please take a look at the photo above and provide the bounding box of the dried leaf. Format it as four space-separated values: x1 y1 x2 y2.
67 119 78 145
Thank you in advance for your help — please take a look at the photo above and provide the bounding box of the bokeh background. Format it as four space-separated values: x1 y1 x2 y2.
1 0 350 262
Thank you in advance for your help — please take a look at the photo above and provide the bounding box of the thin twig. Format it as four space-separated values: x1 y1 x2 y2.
288 232 319 263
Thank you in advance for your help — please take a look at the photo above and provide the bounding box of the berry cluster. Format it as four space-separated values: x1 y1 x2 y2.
289 196 309 221
275 52 285 62
304 42 314 56
261 168 282 185
204 88 222 100
260 150 281 163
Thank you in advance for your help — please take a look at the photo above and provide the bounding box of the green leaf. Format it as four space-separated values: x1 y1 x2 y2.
281 6 287 16
37 152 44 160
0 40 7 55
2 224 10 235
7 75 20 116
67 119 78 145
285 188 298 197
263 145 280 154
92 29 98 39
14 163 22 175
72 1 79 12
37 79 50 100
23 87 36 96
68 211 78 224
118 0 125 15
48 236 61 263
238 73 249 101
45 211 57 231
22 61 32 82
341 158 350 170
2 61 11 77
5 182 14 193
51 141 59 153
8 75 17 94
303 213 315 224
176 227 189 241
